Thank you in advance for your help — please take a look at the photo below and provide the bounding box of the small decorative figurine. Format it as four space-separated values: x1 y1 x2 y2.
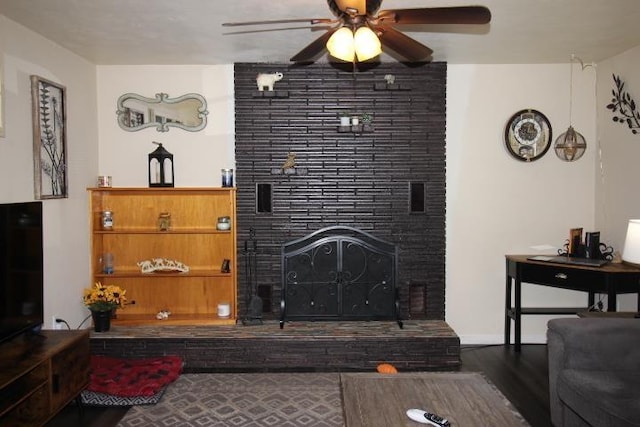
156 310 171 320
221 259 231 273
281 152 296 170
158 212 171 231
256 72 283 91
137 258 190 273
384 74 396 85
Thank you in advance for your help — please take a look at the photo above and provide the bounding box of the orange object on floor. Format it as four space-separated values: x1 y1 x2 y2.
376 363 398 374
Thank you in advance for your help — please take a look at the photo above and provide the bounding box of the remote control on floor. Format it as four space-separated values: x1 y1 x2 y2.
406 409 451 426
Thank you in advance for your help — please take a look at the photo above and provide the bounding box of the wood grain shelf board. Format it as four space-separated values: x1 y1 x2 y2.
112 314 236 326
95 271 232 278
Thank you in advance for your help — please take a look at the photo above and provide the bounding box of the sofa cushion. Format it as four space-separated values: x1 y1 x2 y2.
549 319 640 372
558 369 640 427
86 355 183 397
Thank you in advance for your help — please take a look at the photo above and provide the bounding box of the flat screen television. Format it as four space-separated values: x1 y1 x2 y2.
0 201 44 344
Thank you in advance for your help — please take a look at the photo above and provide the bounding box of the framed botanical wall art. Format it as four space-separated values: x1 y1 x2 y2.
31 75 68 199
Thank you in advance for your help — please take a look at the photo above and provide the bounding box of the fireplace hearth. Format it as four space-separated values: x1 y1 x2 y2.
280 226 402 328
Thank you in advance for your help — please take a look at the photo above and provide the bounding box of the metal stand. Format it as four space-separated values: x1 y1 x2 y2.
242 229 263 326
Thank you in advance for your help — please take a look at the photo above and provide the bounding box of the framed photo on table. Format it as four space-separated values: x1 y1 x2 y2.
569 227 583 256
31 75 68 199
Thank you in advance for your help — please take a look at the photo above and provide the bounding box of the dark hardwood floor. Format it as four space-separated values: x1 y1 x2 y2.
460 344 551 427
46 344 550 427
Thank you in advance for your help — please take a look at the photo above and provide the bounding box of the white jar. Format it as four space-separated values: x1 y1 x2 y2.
217 303 230 318
216 216 231 231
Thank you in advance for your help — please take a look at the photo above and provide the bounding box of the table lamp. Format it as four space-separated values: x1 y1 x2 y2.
621 219 640 266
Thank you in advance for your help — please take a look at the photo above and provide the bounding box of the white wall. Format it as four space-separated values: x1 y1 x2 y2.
595 45 640 311
96 66 235 187
446 64 598 343
0 16 98 330
5 13 616 342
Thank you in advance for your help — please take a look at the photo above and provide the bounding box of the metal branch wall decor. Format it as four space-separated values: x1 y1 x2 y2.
31 75 68 199
606 74 640 135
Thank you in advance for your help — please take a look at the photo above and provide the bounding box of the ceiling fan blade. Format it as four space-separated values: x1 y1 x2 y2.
376 24 433 62
223 18 333 27
290 28 337 62
223 26 333 36
378 6 491 25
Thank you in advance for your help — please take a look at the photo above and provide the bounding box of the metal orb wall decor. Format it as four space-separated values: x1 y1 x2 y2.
554 126 586 161
606 74 640 135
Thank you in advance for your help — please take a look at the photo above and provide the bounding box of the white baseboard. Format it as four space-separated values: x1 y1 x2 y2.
458 334 548 345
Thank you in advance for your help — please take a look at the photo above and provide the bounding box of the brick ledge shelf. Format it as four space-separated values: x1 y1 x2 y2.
252 90 289 98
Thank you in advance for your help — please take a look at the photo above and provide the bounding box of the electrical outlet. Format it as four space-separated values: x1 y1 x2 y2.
51 315 63 330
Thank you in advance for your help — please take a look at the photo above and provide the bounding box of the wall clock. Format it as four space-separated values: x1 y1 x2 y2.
504 109 552 162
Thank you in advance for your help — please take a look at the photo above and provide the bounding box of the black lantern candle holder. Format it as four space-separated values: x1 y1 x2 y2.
148 141 174 187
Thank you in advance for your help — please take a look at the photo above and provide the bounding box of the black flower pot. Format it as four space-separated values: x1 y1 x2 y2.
91 309 112 332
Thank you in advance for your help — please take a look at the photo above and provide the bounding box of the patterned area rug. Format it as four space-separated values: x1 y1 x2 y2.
116 373 344 427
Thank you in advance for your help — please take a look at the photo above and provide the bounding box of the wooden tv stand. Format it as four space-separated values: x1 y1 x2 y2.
0 330 90 426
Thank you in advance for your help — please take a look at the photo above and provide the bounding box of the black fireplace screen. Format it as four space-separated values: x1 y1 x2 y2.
280 226 402 328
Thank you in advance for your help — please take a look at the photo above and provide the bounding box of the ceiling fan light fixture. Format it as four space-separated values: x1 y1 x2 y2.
224 2 493 64
326 26 356 61
354 26 382 61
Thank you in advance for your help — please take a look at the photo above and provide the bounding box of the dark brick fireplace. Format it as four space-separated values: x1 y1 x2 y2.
234 62 446 322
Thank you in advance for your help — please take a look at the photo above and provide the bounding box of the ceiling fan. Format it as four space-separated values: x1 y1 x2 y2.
222 0 491 63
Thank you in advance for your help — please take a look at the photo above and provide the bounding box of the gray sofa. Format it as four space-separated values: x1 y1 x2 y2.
547 318 640 427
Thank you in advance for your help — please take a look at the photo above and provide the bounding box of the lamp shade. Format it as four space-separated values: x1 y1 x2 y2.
354 26 381 61
622 219 640 265
326 27 355 62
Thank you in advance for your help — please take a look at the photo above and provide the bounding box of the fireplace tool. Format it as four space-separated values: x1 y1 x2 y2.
242 230 263 326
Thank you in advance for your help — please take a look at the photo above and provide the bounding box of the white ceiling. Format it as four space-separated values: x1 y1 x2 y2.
2 0 640 65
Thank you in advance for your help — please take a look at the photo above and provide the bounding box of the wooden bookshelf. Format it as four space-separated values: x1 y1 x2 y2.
88 187 237 326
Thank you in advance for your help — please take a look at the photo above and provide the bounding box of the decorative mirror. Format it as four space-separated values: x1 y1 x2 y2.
116 93 208 132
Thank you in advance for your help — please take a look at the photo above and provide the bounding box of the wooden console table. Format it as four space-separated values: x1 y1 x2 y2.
0 330 90 426
505 255 640 352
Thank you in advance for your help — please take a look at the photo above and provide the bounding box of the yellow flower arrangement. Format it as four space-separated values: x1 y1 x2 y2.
83 282 126 312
